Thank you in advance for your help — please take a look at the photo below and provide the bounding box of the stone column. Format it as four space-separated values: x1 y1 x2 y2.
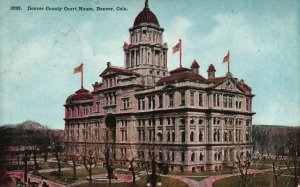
129 51 132 67
207 117 213 143
185 117 189 144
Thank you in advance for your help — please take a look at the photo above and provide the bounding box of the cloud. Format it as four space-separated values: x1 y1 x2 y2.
165 16 193 46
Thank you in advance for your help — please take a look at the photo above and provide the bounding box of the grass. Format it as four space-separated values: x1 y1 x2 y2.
213 173 296 187
170 170 233 176
78 175 188 187
39 161 70 169
253 158 286 165
41 167 107 184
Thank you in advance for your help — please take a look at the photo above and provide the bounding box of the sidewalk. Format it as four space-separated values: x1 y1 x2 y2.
199 169 273 187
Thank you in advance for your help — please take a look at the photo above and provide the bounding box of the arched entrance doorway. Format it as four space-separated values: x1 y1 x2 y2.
105 114 116 142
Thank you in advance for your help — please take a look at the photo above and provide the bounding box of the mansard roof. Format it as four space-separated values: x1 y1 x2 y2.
169 67 192 74
157 72 207 85
207 77 227 83
66 88 93 103
239 79 252 91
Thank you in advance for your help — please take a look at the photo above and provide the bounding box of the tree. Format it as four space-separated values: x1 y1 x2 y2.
139 144 170 187
68 139 79 178
284 127 300 187
100 128 116 186
264 128 287 186
38 130 51 162
81 141 95 181
50 133 64 176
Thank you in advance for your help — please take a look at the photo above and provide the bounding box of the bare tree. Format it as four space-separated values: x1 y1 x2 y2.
139 144 171 187
66 137 79 178
100 128 116 186
81 140 95 181
50 133 64 176
284 127 300 187
264 128 287 185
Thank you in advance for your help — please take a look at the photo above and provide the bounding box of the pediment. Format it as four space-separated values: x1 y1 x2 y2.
213 78 245 93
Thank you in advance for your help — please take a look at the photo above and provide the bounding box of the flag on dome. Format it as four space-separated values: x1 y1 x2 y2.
172 41 181 54
223 51 230 63
74 64 83 74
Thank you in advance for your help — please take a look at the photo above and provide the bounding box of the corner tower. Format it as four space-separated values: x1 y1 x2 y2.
123 0 168 87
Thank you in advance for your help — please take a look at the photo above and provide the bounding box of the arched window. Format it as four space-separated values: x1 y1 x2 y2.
159 151 163 161
199 130 203 142
191 152 195 162
172 131 175 142
190 131 194 142
157 132 163 142
181 131 185 143
167 131 170 142
200 152 204 161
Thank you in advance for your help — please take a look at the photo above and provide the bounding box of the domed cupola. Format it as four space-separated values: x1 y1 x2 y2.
66 88 93 103
124 0 168 87
133 0 159 27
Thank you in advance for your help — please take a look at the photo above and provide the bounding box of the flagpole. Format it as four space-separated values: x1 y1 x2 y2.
228 49 230 74
81 63 83 89
179 39 182 67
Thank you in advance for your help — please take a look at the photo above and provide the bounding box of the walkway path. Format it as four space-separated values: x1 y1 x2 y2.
199 169 273 187
167 175 199 187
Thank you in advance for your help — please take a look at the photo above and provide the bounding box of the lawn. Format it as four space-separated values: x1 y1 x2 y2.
78 175 188 187
41 167 107 184
185 176 208 181
170 170 233 176
213 173 296 187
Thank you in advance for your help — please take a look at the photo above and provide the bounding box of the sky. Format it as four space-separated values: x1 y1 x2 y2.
0 0 299 129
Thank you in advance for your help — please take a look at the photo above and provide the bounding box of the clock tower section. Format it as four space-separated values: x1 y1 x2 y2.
123 0 168 87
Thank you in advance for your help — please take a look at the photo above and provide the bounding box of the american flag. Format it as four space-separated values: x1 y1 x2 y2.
74 64 83 74
172 42 181 54
223 52 230 63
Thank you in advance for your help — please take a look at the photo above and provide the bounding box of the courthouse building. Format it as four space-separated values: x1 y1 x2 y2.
64 1 255 172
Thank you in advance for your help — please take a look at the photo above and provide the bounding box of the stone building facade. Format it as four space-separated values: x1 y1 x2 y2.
64 1 255 172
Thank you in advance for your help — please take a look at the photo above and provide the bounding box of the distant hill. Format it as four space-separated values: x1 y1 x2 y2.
1 120 47 130
253 124 300 128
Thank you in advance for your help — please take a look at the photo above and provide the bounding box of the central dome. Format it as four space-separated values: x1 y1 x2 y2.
133 1 159 27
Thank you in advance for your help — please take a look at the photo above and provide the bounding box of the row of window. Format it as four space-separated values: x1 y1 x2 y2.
213 129 250 142
66 106 93 118
213 94 251 111
136 150 205 163
137 129 204 143
137 91 204 110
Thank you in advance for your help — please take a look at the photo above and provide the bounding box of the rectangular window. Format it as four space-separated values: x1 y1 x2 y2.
246 98 251 111
199 93 203 107
181 152 185 162
122 98 130 109
148 96 155 109
169 94 174 107
180 92 185 106
138 97 145 110
213 94 216 107
229 97 233 108
223 96 228 108
190 91 194 105
158 95 163 108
